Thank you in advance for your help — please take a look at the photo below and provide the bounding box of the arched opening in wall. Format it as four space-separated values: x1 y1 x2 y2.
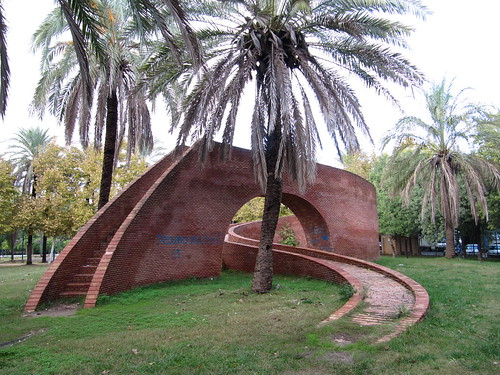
227 194 332 252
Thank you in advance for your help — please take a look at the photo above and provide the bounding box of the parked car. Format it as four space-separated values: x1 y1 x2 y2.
487 244 500 257
465 244 479 255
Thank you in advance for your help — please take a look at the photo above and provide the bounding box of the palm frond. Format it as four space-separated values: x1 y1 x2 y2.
0 1 9 118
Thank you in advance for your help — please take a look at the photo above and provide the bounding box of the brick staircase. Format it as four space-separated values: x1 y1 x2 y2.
25 148 188 312
58 244 108 298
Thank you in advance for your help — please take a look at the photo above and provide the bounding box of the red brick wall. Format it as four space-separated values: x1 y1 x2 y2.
233 216 307 246
222 241 348 285
96 144 378 299
27 142 380 310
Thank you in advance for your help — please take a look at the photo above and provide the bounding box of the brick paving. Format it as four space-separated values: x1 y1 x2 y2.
318 260 426 343
335 262 415 326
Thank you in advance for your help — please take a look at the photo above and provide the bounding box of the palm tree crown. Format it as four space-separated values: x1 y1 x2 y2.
8 127 53 195
32 1 153 154
382 80 500 257
178 0 426 191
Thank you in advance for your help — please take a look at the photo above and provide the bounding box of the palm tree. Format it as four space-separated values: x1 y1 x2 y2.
382 80 500 258
0 0 104 119
8 127 53 265
176 0 427 292
32 0 201 209
32 1 156 209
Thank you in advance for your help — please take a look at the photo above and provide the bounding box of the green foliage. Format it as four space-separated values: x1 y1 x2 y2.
232 197 264 223
9 142 148 239
232 197 293 223
342 151 376 180
0 159 18 235
278 223 299 246
382 80 500 256
369 154 420 237
339 282 356 300
475 113 500 229
177 0 426 193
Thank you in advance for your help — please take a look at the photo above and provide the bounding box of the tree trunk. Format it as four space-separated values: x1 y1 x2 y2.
49 237 56 263
252 174 283 293
445 220 455 259
41 235 47 263
26 232 33 265
252 122 282 293
26 177 37 265
389 236 396 258
98 90 118 210
476 223 483 262
9 231 15 262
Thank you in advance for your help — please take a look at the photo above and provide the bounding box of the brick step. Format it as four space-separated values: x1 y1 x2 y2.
84 257 102 266
73 273 94 281
81 265 97 271
60 291 88 297
65 282 91 290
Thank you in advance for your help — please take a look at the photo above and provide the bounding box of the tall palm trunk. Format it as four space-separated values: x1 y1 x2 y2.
98 90 118 210
252 123 283 293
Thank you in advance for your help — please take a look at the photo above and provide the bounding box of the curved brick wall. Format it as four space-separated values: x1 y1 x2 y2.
233 216 307 246
26 142 379 311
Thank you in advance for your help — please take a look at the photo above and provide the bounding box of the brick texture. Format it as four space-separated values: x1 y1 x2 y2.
26 142 379 311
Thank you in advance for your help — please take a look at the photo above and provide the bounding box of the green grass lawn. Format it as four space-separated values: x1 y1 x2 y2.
0 257 499 374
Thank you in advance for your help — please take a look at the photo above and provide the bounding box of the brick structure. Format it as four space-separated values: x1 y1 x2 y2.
25 143 379 312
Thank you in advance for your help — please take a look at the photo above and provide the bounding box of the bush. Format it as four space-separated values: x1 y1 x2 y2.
278 223 300 246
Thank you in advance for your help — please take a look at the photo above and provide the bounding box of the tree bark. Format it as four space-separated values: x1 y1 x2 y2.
49 237 56 263
26 233 33 265
476 223 483 262
98 90 118 210
41 235 47 263
9 231 15 262
252 174 283 293
252 123 283 293
26 175 37 265
445 220 455 258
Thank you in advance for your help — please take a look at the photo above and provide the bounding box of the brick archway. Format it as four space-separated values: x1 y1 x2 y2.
26 143 379 311
228 194 332 251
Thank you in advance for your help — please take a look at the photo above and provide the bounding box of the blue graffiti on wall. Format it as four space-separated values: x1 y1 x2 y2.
156 232 225 260
309 227 333 252
157 232 224 246
171 248 182 259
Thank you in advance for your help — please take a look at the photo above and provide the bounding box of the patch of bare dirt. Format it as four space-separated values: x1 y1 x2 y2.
330 332 361 347
23 303 80 318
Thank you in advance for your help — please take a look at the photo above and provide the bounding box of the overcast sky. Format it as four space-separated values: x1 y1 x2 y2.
0 0 499 166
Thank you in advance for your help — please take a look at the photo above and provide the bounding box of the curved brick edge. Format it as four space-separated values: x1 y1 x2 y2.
227 222 430 342
83 146 195 308
222 240 364 322
25 146 188 312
